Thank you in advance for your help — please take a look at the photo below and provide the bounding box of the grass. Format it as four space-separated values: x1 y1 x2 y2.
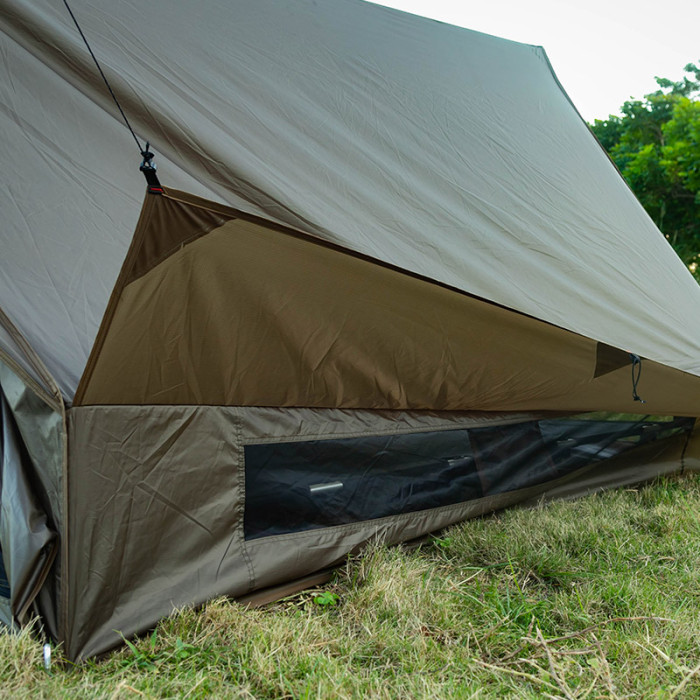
1 473 699 698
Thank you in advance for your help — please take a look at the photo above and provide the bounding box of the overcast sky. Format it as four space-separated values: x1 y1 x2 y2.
374 0 699 122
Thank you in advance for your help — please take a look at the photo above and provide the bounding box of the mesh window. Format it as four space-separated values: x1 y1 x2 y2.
244 415 694 539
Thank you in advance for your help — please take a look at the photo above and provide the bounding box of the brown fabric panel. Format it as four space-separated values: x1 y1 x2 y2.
74 190 241 406
73 191 239 405
78 208 700 414
521 364 700 415
65 406 251 660
78 215 589 409
125 193 234 285
594 342 634 379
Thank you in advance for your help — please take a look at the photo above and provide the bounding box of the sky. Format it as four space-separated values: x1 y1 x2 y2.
374 0 700 122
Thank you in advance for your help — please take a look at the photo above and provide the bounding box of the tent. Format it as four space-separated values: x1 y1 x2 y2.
1 0 699 659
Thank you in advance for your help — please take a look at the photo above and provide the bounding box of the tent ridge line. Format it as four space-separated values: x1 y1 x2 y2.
537 45 658 224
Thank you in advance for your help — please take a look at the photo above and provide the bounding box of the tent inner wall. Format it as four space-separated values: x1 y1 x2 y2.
65 404 695 660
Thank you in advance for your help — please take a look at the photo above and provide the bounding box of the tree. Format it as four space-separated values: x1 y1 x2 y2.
590 63 700 280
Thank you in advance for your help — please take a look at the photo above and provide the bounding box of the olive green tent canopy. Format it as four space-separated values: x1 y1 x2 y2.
1 0 699 659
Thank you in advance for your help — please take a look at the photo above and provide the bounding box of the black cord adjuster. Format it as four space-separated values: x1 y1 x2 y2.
629 353 646 403
139 142 163 194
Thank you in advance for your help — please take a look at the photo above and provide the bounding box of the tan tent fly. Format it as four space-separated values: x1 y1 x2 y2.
1 0 699 659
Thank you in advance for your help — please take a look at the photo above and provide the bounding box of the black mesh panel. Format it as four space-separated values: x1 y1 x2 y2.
244 416 694 540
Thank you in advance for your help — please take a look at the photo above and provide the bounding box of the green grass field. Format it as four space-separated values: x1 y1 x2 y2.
2 473 699 699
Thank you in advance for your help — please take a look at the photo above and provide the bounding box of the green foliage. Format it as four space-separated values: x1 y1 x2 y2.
663 99 700 193
312 590 340 607
591 63 700 280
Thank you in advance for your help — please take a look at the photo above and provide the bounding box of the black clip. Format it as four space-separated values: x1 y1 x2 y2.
139 142 163 194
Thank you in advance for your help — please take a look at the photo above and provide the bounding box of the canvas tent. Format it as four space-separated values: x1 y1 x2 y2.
1 0 699 659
